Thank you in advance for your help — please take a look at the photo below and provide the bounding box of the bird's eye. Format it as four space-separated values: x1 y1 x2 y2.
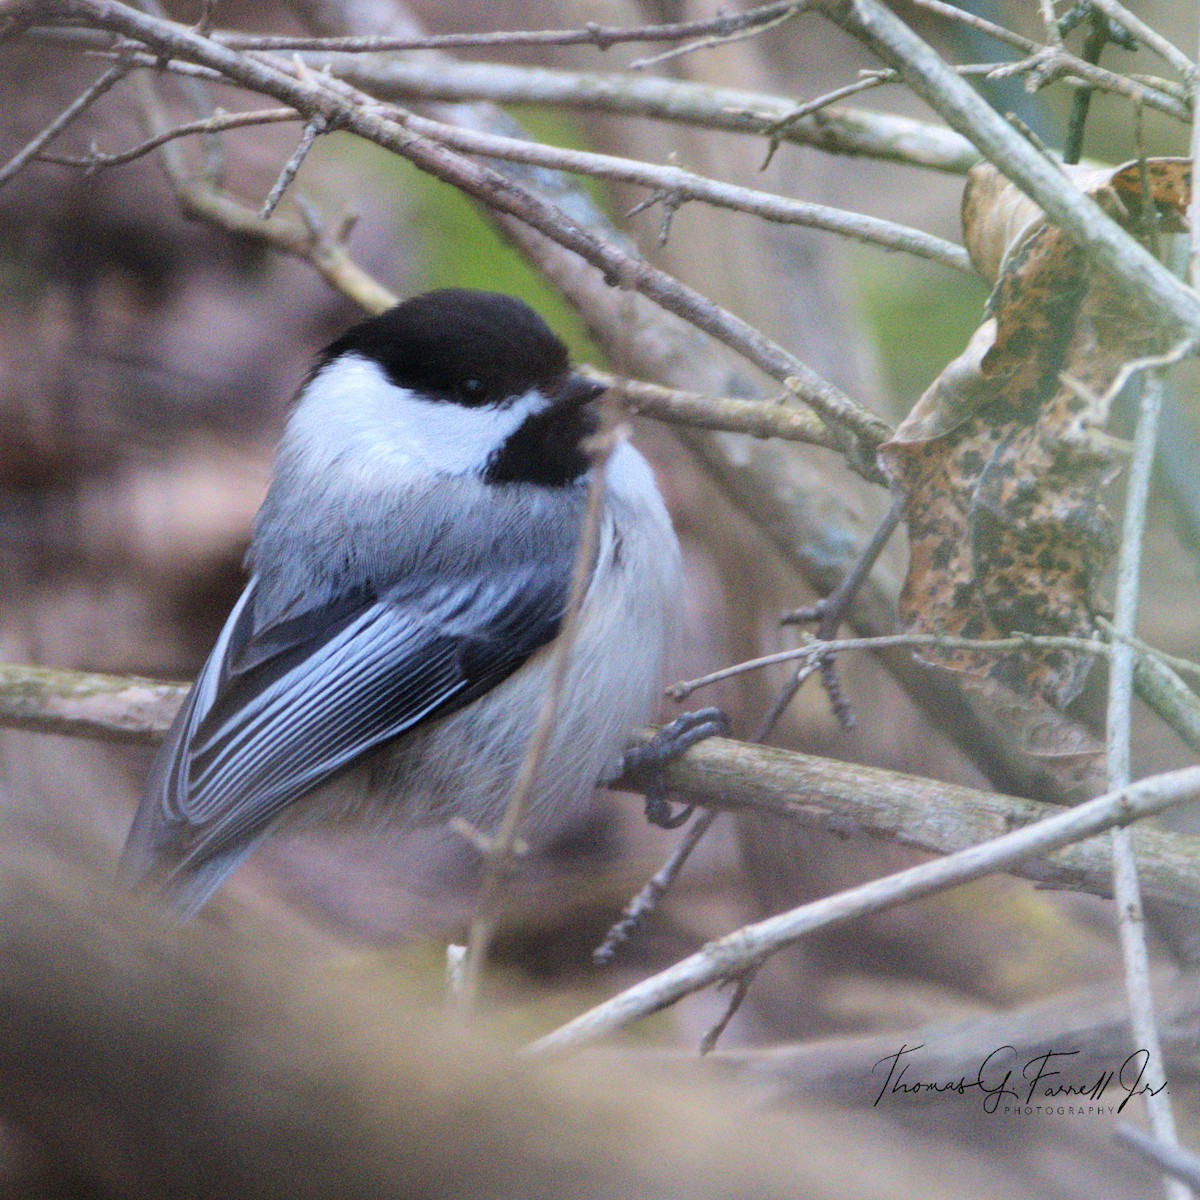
459 377 484 402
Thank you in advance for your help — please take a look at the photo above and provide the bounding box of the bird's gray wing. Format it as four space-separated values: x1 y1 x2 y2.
121 553 573 902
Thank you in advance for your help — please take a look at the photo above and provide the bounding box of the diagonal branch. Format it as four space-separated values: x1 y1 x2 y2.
815 0 1200 338
386 108 973 273
0 59 129 189
525 765 1200 1056
40 0 892 452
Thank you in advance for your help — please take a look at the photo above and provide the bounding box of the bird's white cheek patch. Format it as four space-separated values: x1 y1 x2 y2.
288 355 551 477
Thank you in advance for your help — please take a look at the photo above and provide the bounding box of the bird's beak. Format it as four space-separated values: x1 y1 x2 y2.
552 372 608 409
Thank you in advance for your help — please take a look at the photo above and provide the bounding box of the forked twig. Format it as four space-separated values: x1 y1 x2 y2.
0 61 129 190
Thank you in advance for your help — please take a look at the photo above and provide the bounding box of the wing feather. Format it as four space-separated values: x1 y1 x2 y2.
123 555 572 889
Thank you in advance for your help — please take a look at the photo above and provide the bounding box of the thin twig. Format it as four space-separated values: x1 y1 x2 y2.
210 2 805 54
909 0 1039 54
454 422 625 1012
782 494 906 728
130 69 395 314
592 807 720 965
259 111 326 218
909 0 1188 118
79 46 224 79
762 70 894 150
1087 0 1199 82
1098 618 1200 684
1115 1126 1200 1192
526 765 1200 1055
36 105 301 172
597 375 840 450
0 61 129 190
668 630 1111 701
990 46 1187 120
698 966 760 1055
389 108 973 273
1129 72 1191 104
1106 367 1190 1200
629 3 803 70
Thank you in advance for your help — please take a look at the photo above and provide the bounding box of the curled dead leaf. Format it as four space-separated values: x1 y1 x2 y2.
882 157 1192 711
962 158 1191 285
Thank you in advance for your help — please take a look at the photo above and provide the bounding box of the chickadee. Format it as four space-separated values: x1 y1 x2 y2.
121 288 681 917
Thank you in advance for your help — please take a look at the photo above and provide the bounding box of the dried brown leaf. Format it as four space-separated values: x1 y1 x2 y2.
881 158 1192 711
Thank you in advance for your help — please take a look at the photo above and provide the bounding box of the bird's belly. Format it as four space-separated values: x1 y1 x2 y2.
375 589 668 836
301 553 673 842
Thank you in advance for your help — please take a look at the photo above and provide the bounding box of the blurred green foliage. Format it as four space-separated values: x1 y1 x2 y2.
850 251 990 417
350 110 607 366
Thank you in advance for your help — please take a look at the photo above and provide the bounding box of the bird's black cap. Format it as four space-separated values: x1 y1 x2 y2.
319 288 571 409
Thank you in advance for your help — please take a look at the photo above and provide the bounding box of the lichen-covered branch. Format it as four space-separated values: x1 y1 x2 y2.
0 663 183 746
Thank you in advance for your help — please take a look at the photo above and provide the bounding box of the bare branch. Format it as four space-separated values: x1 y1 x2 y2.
1133 654 1200 757
628 4 802 70
36 105 300 172
34 0 891 452
456 422 625 1010
259 110 326 218
911 0 1189 118
0 662 1189 910
129 69 395 313
0 60 128 189
303 56 982 174
391 108 973 273
27 19 985 172
998 44 1189 124
209 2 807 55
593 807 720 965
6 657 1200 927
526 765 1200 1055
1106 365 1190 1200
0 663 183 745
909 0 1039 54
815 0 1200 337
596 374 840 449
